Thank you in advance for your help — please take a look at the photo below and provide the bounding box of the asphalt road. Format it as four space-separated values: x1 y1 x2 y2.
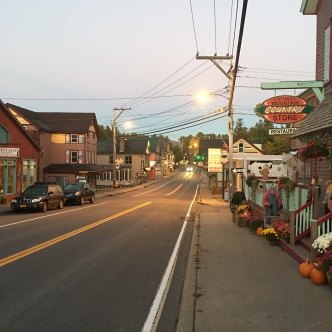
0 169 199 332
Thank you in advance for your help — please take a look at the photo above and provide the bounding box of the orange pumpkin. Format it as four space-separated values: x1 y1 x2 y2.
310 267 327 285
299 259 315 278
256 227 264 236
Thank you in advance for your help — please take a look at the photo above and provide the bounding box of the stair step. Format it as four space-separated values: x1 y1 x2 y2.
279 239 311 264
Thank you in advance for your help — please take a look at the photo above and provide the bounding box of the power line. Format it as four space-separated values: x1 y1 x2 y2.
189 0 199 54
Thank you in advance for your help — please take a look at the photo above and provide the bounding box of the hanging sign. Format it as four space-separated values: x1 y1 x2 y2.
255 95 314 124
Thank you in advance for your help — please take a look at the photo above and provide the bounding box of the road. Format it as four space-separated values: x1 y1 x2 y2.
0 168 200 332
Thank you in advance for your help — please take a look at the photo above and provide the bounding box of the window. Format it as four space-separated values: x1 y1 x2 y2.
66 150 84 164
65 134 84 143
125 156 132 164
0 125 9 144
238 142 244 153
324 26 330 82
22 160 37 191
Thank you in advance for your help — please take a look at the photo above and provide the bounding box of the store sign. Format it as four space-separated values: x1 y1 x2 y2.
208 148 222 172
0 147 19 157
255 95 313 124
269 128 297 135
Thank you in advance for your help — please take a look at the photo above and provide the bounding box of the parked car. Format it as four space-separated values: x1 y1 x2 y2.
63 182 95 205
10 183 65 212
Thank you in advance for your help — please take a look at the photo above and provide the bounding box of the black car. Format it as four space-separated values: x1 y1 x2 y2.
63 182 95 205
11 183 65 212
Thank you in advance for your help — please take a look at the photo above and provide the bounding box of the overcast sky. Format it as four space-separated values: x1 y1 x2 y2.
0 0 316 140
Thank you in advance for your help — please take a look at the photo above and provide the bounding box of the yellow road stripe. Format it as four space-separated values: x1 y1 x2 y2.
0 202 152 267
166 184 183 196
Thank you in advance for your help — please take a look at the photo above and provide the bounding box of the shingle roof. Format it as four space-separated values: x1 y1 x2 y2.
97 137 149 154
292 92 332 138
6 103 99 135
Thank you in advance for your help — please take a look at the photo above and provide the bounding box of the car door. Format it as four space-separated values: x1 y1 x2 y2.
48 185 58 208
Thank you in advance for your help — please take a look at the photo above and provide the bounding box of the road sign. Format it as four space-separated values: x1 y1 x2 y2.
232 168 244 174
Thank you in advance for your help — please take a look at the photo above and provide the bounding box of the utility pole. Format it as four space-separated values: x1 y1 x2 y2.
196 54 234 196
112 107 131 187
196 0 248 198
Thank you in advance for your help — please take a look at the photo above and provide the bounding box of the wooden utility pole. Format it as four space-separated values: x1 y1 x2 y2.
196 54 235 196
112 107 131 186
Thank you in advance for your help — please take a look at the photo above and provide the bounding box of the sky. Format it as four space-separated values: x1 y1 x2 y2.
0 0 316 141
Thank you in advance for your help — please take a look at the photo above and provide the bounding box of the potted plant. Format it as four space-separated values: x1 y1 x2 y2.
262 227 279 245
248 219 264 233
274 220 290 243
277 176 295 192
229 191 246 213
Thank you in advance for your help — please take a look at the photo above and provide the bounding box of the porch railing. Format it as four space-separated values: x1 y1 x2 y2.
289 201 313 245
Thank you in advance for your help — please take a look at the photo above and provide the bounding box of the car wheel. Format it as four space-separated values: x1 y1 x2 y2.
79 195 84 205
90 195 95 204
42 202 48 212
58 199 64 209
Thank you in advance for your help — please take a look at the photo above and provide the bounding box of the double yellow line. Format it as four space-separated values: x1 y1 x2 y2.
0 202 151 268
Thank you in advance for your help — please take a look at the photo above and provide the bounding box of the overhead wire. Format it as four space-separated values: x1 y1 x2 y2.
189 0 199 54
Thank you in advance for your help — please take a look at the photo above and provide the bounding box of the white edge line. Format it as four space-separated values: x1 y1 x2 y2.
141 183 199 332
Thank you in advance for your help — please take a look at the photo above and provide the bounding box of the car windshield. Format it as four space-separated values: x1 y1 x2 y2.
24 186 48 195
64 184 82 191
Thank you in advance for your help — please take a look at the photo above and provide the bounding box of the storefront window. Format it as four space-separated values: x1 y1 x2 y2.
0 159 17 194
23 160 37 191
7 160 16 193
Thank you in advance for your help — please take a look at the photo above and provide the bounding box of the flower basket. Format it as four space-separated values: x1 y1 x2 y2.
277 176 295 192
300 142 329 159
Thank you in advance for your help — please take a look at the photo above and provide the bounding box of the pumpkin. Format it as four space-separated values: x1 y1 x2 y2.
299 259 315 278
256 227 264 236
310 267 327 285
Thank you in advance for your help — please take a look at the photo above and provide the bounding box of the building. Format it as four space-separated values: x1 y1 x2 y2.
0 100 41 201
7 103 99 187
97 136 150 186
293 0 332 216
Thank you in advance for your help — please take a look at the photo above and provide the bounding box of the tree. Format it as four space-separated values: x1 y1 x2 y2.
263 135 291 154
234 118 250 141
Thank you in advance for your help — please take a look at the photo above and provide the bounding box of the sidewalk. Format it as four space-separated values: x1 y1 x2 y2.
176 174 332 332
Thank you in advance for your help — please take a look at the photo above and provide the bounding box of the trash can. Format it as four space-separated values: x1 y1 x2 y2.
224 189 230 201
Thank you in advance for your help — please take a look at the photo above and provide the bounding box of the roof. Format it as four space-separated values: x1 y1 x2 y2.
97 137 150 155
0 99 41 151
43 163 112 173
300 0 319 14
6 103 99 135
292 93 332 138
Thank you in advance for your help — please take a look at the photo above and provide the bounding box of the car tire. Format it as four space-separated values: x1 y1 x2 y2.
79 195 84 205
42 202 48 212
58 199 64 209
90 195 95 204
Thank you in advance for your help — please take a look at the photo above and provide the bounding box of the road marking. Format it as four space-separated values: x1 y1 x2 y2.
0 202 111 229
165 184 183 196
141 185 199 332
132 178 177 197
0 202 151 267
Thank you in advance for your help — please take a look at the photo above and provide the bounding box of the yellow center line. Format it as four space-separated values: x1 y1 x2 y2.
0 202 152 268
166 184 183 196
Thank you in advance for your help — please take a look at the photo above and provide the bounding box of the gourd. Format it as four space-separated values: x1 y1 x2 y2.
256 227 264 236
310 267 327 285
299 259 315 278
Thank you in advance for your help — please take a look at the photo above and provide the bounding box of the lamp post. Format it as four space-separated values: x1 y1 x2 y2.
112 107 130 187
